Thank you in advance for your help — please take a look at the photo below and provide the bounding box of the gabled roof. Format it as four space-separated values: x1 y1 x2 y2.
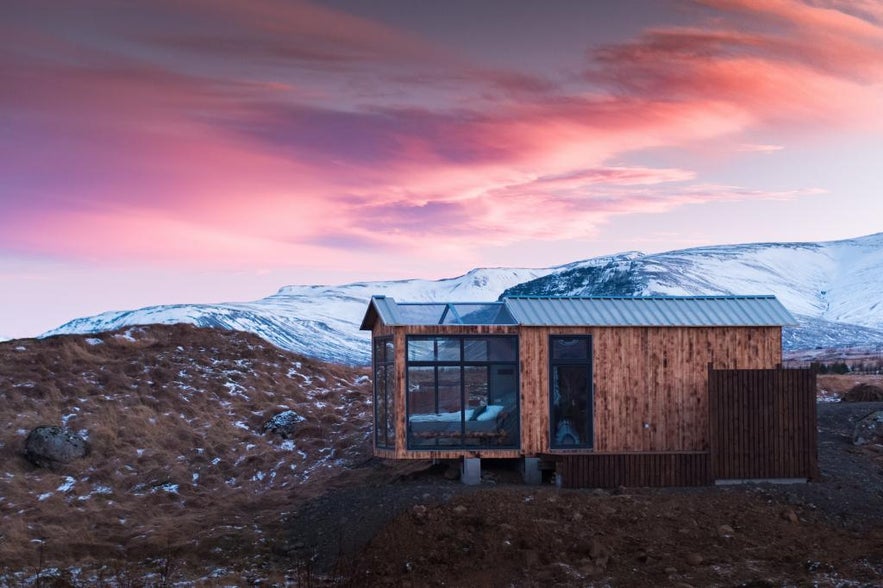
360 295 796 330
504 295 795 327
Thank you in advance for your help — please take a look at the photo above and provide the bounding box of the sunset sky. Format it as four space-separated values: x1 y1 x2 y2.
2 0 882 339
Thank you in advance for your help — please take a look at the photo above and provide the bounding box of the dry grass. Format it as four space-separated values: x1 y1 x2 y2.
817 374 883 398
0 324 372 584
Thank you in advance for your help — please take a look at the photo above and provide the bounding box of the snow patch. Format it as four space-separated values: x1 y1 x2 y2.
57 476 76 493
84 338 103 346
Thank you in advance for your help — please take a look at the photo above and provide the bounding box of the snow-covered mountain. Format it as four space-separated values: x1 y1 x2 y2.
43 234 883 364
43 268 553 365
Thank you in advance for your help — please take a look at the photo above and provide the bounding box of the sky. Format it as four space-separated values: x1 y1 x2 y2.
2 0 882 339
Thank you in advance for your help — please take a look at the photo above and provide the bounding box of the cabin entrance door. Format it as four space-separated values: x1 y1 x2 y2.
549 336 593 449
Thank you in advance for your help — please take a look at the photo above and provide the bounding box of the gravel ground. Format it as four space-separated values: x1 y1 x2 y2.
283 401 883 586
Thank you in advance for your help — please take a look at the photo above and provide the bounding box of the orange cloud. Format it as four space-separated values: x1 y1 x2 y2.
1 0 879 269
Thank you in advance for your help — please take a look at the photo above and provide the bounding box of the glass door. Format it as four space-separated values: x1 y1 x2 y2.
549 336 593 449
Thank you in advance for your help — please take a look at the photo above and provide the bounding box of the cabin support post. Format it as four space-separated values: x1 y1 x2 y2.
460 457 481 485
521 457 542 485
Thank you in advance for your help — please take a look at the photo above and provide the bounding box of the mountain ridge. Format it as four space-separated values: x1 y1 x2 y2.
42 233 883 364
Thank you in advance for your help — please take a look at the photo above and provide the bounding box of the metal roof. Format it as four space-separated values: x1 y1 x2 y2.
503 296 796 327
361 294 796 329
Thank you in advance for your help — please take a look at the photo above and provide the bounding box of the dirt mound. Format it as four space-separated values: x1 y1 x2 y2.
842 383 883 402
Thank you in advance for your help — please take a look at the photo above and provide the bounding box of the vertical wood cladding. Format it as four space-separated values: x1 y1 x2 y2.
551 452 712 488
518 326 782 453
373 324 782 457
709 367 817 480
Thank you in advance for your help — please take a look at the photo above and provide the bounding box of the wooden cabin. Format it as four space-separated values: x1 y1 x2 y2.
360 295 798 485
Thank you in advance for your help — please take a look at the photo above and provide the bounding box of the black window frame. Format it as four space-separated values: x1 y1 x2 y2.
549 335 594 450
405 334 520 450
372 336 395 449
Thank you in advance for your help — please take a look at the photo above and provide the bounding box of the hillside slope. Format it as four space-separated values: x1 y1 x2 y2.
0 326 372 583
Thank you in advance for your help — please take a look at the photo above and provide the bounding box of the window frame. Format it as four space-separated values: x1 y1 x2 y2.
405 334 520 450
548 334 594 450
372 336 395 449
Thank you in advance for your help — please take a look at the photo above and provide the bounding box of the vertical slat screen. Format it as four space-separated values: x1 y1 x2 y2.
708 367 817 480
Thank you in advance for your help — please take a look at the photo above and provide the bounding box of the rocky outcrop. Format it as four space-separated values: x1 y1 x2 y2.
261 410 305 439
24 426 89 468
853 411 883 446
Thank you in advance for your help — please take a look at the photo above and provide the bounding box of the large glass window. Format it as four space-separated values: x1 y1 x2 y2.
373 337 395 448
550 336 593 449
406 336 519 449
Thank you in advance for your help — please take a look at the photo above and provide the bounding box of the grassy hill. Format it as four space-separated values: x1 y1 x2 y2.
0 325 372 584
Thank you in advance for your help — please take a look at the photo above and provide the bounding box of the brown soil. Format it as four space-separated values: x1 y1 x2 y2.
290 400 883 587
2 331 883 586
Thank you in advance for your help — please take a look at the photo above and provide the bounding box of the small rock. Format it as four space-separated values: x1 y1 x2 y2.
664 566 679 575
599 505 617 516
718 524 735 537
782 509 799 524
24 426 89 468
685 553 703 566
261 410 304 439
411 504 428 521
452 505 468 515
853 410 883 445
589 538 610 569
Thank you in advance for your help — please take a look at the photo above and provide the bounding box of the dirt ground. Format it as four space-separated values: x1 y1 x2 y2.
3 332 883 586
284 399 883 587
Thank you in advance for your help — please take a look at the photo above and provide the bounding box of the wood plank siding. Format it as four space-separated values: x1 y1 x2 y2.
519 326 782 454
373 323 782 458
548 452 712 488
709 367 818 480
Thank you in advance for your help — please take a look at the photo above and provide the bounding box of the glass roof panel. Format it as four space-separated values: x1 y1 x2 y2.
396 304 447 325
451 303 516 325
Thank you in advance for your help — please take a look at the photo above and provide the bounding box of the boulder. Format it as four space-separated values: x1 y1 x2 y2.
261 410 305 439
853 410 883 446
25 426 89 468
842 383 883 402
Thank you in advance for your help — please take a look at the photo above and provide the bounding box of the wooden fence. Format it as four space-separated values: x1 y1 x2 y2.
709 366 818 481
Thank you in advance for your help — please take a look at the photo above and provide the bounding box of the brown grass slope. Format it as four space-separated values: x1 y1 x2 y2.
0 324 371 582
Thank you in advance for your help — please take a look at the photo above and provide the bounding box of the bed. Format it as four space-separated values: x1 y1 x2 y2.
409 405 509 440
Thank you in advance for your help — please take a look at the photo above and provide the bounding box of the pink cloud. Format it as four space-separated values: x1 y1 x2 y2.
737 143 784 153
1 0 878 268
